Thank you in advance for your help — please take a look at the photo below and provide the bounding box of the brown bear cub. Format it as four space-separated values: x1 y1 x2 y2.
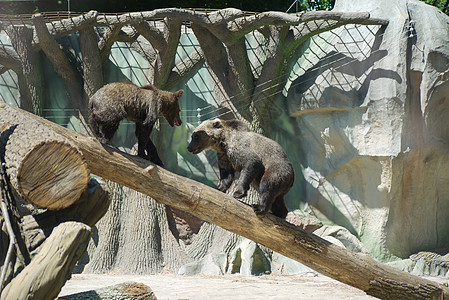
88 82 184 166
187 119 294 218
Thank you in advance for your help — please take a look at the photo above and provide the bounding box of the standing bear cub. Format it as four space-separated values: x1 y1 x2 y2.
89 82 184 166
187 119 294 218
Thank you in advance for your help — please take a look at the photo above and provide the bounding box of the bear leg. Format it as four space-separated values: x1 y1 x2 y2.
233 161 263 199
255 171 288 218
270 195 288 219
217 168 234 192
252 187 275 216
88 115 103 140
135 123 150 160
101 122 120 143
146 140 164 167
136 123 164 166
217 153 234 192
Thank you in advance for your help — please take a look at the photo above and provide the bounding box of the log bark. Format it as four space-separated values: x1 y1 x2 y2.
0 115 90 210
0 222 91 300
1 102 447 299
21 178 110 253
58 281 157 300
0 174 108 293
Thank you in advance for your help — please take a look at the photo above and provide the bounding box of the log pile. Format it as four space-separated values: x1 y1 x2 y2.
1 102 449 299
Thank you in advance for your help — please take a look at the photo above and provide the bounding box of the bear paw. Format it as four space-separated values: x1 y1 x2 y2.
233 189 247 199
216 182 228 193
251 204 268 216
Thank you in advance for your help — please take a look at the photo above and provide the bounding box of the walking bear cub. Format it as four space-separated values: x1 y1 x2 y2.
187 119 294 218
88 82 184 166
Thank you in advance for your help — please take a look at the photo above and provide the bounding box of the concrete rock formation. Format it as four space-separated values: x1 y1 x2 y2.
288 0 449 261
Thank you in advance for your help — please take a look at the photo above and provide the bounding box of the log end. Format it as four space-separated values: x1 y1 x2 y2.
18 141 90 210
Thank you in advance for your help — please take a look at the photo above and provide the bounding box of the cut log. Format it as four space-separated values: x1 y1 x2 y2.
0 115 90 210
0 221 91 300
21 178 109 253
1 102 448 299
57 282 157 300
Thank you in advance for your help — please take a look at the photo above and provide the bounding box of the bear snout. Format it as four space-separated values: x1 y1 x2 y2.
187 143 201 155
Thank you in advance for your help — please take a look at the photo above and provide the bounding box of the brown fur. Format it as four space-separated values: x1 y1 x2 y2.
88 82 184 166
187 119 294 218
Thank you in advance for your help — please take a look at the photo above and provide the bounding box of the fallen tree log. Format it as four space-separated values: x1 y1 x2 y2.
0 115 90 210
1 102 447 299
0 170 109 296
0 221 91 300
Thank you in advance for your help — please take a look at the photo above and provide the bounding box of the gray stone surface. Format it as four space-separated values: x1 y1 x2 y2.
178 253 227 276
288 0 449 262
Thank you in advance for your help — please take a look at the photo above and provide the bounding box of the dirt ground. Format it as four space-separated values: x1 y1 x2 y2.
58 273 377 299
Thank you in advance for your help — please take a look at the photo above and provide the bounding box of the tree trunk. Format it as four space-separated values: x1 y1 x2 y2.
80 25 103 99
0 115 90 211
2 103 447 300
32 13 85 115
5 25 43 114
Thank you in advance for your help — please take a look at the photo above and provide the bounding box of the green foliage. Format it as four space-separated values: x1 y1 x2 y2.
421 0 449 14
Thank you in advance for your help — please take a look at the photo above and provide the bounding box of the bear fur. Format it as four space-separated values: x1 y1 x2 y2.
187 119 294 218
88 82 184 166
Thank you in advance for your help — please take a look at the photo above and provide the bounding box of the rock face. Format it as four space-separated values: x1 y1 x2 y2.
288 0 449 261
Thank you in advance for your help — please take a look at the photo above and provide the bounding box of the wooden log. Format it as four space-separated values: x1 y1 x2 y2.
58 282 157 300
21 178 109 253
0 114 90 210
1 102 448 299
0 221 91 300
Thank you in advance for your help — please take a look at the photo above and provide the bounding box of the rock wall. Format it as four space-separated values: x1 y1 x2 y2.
288 0 449 261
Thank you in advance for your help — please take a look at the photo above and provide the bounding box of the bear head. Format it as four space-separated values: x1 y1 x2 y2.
187 119 224 154
160 89 184 127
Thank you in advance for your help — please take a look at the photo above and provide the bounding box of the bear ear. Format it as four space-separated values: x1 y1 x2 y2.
175 90 184 99
212 118 222 128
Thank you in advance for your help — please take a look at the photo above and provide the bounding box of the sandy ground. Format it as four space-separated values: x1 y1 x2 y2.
58 273 377 299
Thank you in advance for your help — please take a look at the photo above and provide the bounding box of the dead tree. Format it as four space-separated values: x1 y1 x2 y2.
2 100 447 299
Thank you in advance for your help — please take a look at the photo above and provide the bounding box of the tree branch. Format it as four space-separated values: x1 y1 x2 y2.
0 47 21 74
95 8 244 27
165 48 205 89
34 10 98 41
226 11 388 40
132 21 166 52
32 14 82 84
98 24 124 65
